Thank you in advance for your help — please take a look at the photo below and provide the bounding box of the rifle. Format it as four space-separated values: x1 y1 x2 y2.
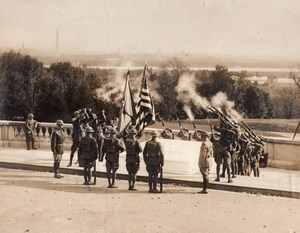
240 121 262 144
208 106 235 129
192 121 201 139
159 165 163 193
192 121 197 131
93 161 97 185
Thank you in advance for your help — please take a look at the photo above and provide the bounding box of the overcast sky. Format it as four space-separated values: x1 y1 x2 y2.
0 0 300 59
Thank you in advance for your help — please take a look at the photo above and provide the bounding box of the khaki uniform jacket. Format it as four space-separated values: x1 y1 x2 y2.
198 139 213 169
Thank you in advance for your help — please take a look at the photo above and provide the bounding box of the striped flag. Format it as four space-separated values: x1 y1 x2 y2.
118 70 137 132
135 64 155 137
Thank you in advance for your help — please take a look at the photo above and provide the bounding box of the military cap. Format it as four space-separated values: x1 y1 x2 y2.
73 110 80 115
85 126 94 133
56 119 64 125
28 113 34 118
110 128 117 134
201 131 209 137
129 128 137 134
151 130 159 136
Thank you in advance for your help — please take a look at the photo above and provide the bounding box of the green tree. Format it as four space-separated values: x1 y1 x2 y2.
0 51 44 119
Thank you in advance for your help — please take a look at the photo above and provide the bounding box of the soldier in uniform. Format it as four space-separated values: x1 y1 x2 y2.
214 122 234 183
237 133 249 175
97 110 107 125
67 111 83 167
161 127 174 139
50 120 65 178
177 127 190 140
198 131 213 194
25 113 37 150
143 130 164 193
124 128 143 190
100 128 125 188
251 141 264 177
211 132 223 181
78 126 98 185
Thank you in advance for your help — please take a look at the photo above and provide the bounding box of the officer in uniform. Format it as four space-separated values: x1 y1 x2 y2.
51 120 65 178
78 126 98 185
100 128 125 188
198 131 213 194
124 128 143 190
25 113 37 150
67 111 83 167
143 130 164 193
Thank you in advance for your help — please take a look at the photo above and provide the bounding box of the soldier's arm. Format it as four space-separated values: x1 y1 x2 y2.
116 139 125 153
25 120 31 131
157 142 164 166
100 140 106 161
136 140 143 154
92 138 98 161
143 143 148 162
50 132 57 153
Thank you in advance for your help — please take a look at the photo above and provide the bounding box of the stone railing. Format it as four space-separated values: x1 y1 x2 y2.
1 120 300 170
0 120 73 149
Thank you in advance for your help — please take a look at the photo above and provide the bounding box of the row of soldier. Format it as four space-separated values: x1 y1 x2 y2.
26 107 264 193
159 116 265 182
51 109 164 193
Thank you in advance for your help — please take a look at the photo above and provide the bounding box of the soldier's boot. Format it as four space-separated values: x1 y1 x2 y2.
231 163 236 178
67 153 73 167
152 179 159 193
31 140 37 150
87 169 92 184
227 165 233 183
148 177 153 193
199 176 208 194
256 167 260 177
54 162 62 178
26 141 31 150
83 169 88 185
215 164 220 181
57 162 64 178
107 172 112 188
128 176 132 190
111 172 117 188
220 163 226 178
132 174 137 190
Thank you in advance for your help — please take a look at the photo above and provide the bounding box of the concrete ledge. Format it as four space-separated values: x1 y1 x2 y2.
1 161 299 199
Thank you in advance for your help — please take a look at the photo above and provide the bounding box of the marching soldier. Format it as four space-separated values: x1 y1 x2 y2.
100 128 125 188
198 131 213 194
78 126 98 185
51 120 65 179
25 113 37 150
124 128 143 190
143 130 164 193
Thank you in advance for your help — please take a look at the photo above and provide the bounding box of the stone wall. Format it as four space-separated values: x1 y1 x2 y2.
0 120 300 170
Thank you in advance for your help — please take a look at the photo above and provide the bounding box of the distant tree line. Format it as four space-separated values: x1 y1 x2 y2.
0 51 275 122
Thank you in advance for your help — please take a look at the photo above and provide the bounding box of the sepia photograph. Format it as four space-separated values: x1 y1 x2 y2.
0 0 300 232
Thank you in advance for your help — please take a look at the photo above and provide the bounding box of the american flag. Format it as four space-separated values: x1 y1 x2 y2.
135 64 155 137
